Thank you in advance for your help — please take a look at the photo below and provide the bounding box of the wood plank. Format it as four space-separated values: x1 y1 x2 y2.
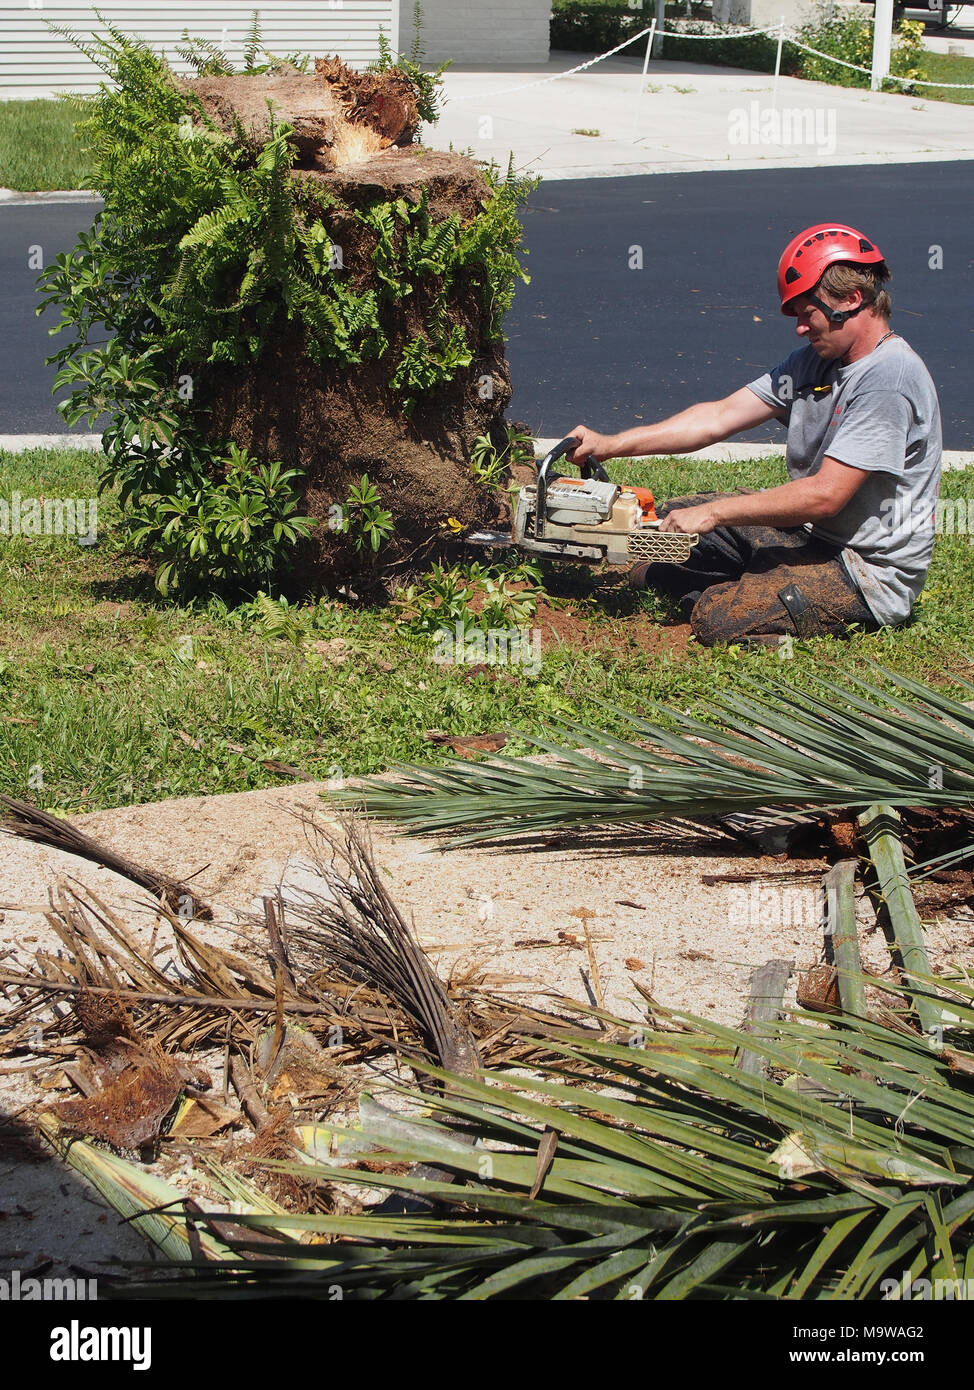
824 858 868 1019
737 957 793 1078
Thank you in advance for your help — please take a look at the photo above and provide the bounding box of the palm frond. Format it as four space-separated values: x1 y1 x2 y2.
123 992 974 1299
338 665 974 845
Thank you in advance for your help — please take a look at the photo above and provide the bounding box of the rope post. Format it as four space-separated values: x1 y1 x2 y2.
871 0 894 91
771 16 784 114
631 18 658 145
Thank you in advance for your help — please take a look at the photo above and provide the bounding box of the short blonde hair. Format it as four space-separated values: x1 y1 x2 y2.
818 261 892 319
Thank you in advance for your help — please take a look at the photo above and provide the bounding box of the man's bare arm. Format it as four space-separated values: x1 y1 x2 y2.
658 456 871 534
568 387 783 464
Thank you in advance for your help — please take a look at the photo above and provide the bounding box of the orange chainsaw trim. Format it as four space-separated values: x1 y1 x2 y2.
626 486 658 522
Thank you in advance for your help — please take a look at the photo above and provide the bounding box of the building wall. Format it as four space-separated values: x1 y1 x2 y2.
397 0 550 65
711 0 816 26
0 1 399 97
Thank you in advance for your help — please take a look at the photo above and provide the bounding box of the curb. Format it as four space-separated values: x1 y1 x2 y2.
0 189 100 205
0 434 105 452
535 439 974 470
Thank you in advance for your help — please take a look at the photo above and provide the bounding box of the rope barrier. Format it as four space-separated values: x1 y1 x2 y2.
782 31 974 87
443 24 655 103
442 20 974 103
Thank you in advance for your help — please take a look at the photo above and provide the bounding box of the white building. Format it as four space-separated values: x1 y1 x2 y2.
0 0 553 98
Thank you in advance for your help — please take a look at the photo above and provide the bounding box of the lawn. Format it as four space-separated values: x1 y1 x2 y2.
1 447 972 815
0 97 90 192
915 49 974 104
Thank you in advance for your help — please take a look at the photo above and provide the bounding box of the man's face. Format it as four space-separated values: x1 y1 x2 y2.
788 289 862 361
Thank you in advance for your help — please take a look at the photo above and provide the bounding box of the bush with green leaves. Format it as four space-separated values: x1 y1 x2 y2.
796 13 925 91
338 474 396 555
390 558 543 637
36 19 534 595
659 11 924 88
550 2 650 52
660 19 801 73
129 447 314 598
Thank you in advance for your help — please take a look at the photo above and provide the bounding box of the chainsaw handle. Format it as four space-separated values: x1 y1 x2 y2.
544 435 611 482
535 436 610 539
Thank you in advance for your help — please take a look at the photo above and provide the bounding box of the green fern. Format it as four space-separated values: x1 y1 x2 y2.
178 204 246 252
243 10 263 73
175 31 234 76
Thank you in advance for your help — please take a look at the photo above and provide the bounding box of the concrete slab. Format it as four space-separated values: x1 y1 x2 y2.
434 50 974 181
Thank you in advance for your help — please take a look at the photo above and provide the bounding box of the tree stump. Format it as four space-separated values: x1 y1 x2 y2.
181 61 518 585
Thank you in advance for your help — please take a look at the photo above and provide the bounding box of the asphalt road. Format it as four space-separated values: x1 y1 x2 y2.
2 161 972 445
507 161 974 448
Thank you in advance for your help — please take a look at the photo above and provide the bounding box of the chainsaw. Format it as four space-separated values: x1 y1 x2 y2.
465 436 699 566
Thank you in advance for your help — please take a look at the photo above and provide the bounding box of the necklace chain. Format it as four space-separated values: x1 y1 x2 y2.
841 329 896 367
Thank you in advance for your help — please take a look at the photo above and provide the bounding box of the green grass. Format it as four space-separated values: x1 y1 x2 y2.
913 50 974 105
0 97 89 192
0 447 972 814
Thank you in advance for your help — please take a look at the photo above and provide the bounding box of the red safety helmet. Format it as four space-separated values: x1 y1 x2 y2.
777 224 886 316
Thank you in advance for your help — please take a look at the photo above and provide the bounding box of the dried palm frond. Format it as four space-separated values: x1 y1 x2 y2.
0 794 212 917
0 878 632 1088
283 819 480 1077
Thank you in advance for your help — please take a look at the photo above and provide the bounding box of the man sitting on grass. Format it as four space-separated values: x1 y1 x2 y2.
567 223 943 647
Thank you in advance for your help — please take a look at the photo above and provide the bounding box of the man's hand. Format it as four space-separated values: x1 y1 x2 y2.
659 502 721 535
566 426 617 465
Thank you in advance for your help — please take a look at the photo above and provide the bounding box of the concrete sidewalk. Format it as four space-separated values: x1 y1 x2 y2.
434 49 974 181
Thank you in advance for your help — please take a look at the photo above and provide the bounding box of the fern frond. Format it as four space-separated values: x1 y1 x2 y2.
243 10 263 72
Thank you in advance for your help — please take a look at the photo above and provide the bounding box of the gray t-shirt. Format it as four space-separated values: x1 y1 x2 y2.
747 336 943 627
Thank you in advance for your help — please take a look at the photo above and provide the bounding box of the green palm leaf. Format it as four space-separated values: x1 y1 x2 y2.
124 990 974 1300
338 665 974 844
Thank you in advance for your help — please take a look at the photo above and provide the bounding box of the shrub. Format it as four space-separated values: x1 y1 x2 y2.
660 19 802 74
390 559 542 637
550 3 650 52
796 11 925 90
